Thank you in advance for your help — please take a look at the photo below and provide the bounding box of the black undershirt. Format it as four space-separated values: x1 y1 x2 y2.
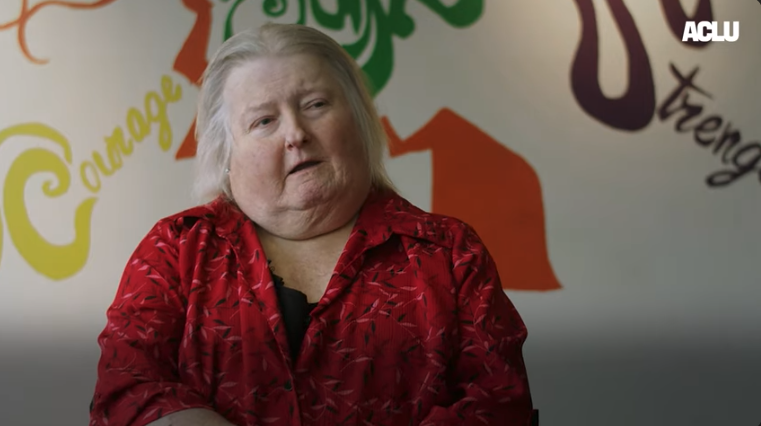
271 269 318 361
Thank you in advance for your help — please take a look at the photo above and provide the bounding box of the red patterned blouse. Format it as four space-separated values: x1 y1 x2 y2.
90 190 533 426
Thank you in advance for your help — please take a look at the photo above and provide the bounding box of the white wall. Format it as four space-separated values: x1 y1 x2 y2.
0 1 758 425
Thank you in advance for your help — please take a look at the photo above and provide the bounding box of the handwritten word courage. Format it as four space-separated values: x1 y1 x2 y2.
80 76 182 192
0 75 182 280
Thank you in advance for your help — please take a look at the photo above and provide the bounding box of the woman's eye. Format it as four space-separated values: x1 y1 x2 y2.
310 100 327 109
255 118 274 128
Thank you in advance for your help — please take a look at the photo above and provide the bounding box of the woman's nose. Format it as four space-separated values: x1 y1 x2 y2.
284 115 309 149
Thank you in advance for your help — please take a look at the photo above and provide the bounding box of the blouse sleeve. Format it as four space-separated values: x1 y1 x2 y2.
89 221 211 426
420 223 534 426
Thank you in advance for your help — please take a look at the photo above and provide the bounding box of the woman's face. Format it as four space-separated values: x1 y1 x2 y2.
223 53 371 234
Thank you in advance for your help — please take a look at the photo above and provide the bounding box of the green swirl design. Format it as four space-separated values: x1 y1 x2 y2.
222 0 483 95
262 0 290 17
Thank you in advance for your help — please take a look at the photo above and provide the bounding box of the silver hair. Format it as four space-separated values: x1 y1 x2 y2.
193 22 397 203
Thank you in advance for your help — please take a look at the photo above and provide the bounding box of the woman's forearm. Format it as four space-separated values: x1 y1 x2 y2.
145 408 237 426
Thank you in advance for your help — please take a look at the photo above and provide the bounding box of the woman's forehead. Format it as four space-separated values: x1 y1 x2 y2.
225 55 340 104
232 54 332 86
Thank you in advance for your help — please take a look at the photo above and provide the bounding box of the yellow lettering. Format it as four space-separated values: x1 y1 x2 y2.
93 151 116 176
161 74 183 103
144 91 171 152
95 127 133 176
126 107 149 142
80 161 101 193
78 74 183 193
0 123 97 280
0 75 183 279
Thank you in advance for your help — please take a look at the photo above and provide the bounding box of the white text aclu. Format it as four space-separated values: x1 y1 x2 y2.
682 21 739 42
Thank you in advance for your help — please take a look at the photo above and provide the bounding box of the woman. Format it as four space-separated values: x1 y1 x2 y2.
90 23 534 426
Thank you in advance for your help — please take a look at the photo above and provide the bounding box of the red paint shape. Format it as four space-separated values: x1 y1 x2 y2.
382 108 561 291
173 0 212 160
173 0 212 84
175 117 198 159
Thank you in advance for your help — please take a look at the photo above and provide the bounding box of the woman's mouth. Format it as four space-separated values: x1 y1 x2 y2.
289 160 322 175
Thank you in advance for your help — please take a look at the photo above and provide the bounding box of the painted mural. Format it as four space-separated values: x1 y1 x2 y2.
572 0 759 188
1 2 760 424
0 0 560 291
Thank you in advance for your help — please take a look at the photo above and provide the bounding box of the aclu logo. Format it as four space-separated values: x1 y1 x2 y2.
682 21 739 42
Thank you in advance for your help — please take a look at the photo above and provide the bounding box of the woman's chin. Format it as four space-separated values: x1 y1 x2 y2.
285 185 333 210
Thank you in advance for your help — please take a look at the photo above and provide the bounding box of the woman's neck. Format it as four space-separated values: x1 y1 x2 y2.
256 212 357 262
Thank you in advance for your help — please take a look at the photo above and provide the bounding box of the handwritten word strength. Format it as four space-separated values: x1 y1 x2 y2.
80 75 182 192
659 64 760 187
